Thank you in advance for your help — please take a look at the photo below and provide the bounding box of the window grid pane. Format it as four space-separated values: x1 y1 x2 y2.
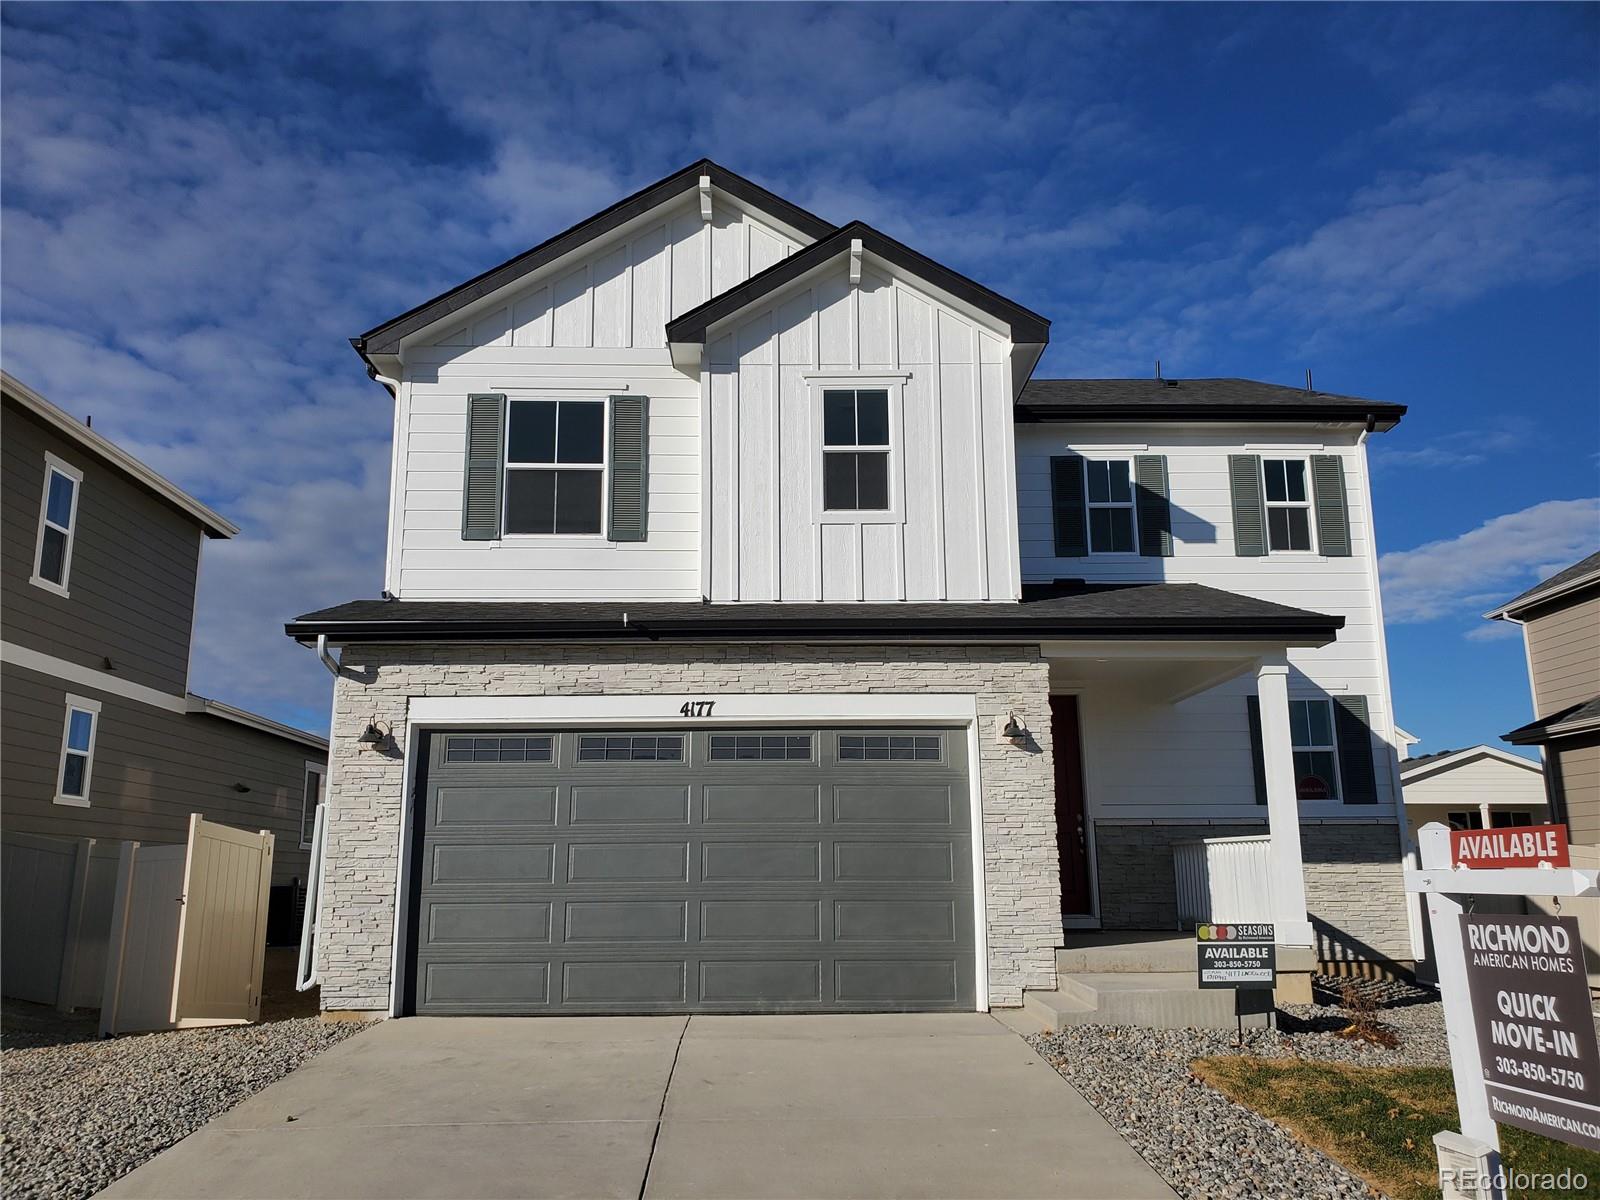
576 735 684 763
444 735 554 763
838 734 941 762
61 753 87 797
38 528 68 584
45 472 75 528
708 734 814 762
67 709 93 752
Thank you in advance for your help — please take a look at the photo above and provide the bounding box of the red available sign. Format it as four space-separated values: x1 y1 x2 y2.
1450 822 1570 869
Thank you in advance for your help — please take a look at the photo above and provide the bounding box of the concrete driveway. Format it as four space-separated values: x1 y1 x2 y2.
100 1014 1172 1200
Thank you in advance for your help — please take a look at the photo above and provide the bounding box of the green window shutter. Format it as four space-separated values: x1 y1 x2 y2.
1246 696 1267 805
1133 454 1172 557
1228 454 1266 557
606 395 649 542
1311 454 1352 557
461 393 505 541
1050 455 1087 557
1334 695 1378 804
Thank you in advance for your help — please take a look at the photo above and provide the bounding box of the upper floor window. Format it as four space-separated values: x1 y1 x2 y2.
504 399 604 535
32 454 83 596
822 389 891 511
1289 698 1340 802
56 695 100 807
300 761 326 848
1085 459 1136 554
1262 459 1312 552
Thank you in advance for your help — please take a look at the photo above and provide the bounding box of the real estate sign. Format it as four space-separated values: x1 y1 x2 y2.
1196 922 1275 990
1460 913 1600 1154
1451 823 1569 870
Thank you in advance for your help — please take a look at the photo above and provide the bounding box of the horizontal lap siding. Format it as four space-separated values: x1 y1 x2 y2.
1 662 319 885
1018 425 1399 820
1553 740 1600 846
1524 594 1600 715
1401 756 1546 807
396 200 804 602
2 404 201 695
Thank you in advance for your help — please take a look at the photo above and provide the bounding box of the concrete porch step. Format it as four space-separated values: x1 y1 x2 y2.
1023 972 1273 1032
1057 932 1197 975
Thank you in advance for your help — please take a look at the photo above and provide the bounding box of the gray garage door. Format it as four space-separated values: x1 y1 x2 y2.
404 726 974 1014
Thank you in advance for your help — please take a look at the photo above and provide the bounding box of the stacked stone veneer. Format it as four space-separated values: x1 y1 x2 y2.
317 642 1060 1011
1094 819 1412 964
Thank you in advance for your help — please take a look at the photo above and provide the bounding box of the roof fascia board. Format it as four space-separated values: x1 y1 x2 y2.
1485 569 1600 620
360 160 835 358
2 374 239 538
1015 403 1402 429
1504 713 1600 745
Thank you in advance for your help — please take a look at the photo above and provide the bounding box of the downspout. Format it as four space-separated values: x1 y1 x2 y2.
316 634 341 676
298 633 343 991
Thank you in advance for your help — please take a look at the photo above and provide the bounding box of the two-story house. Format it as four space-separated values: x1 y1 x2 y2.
288 161 1413 1018
1 372 329 949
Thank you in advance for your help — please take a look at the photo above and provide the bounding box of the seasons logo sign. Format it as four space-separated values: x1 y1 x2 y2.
1451 823 1569 869
1196 923 1275 990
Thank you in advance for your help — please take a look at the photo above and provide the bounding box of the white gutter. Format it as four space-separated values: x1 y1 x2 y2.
295 800 327 991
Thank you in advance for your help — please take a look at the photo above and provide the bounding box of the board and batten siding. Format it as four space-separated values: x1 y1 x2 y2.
0 662 318 886
1017 424 1400 821
2 400 201 696
391 198 803 601
1523 592 1600 717
706 263 1018 602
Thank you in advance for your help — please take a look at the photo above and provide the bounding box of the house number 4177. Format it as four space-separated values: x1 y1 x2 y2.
678 700 716 718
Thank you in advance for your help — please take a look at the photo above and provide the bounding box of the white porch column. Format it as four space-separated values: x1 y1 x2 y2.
1256 658 1316 948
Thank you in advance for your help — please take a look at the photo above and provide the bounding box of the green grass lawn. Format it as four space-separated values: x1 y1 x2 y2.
1191 1057 1600 1200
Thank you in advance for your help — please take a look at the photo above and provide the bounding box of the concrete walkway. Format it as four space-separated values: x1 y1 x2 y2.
99 1013 1172 1200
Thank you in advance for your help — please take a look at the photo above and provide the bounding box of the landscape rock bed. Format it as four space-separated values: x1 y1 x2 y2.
1 1009 363 1200
1028 980 1454 1200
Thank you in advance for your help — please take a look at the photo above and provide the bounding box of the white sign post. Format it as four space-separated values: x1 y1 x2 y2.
1405 821 1600 1200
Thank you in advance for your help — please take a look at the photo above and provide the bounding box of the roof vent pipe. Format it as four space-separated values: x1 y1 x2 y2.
1155 359 1162 381
1305 369 1313 393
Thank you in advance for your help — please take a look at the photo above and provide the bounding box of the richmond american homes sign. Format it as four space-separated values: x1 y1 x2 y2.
1461 913 1600 1153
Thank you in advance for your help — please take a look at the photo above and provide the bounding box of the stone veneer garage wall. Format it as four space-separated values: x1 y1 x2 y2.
1094 819 1412 965
316 642 1059 1012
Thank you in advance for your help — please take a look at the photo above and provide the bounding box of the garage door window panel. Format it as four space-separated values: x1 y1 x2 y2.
445 735 554 763
576 734 684 762
709 733 814 762
838 734 942 762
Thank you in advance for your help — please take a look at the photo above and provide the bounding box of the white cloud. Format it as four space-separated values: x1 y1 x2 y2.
1379 498 1600 624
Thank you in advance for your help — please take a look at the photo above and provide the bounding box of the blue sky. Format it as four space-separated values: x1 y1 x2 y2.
3 3 1596 750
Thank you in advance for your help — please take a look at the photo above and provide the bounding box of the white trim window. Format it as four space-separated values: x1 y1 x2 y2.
32 454 83 596
1289 698 1341 802
56 694 101 807
300 761 326 849
821 388 892 513
503 399 606 535
1084 458 1137 554
1262 458 1312 552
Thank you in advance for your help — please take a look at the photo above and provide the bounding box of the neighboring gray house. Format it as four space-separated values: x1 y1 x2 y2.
1 371 328 939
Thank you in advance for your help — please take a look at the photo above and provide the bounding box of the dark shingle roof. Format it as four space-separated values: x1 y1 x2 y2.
1503 695 1600 745
1486 550 1600 619
1401 748 1467 768
287 583 1342 645
1016 378 1406 430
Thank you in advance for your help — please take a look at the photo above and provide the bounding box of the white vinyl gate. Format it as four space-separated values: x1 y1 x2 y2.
99 816 274 1036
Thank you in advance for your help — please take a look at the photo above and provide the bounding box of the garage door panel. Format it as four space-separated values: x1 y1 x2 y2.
566 841 688 882
563 960 686 1004
701 959 822 1003
700 899 822 942
702 841 822 882
569 785 690 824
428 901 554 945
433 786 557 826
409 726 974 1014
564 900 688 943
432 844 556 884
702 784 821 823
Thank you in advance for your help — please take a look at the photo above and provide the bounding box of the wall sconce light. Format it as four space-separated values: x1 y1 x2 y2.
233 782 251 794
997 713 1028 747
358 718 393 752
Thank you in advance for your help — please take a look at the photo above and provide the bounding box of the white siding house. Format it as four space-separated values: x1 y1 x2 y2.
292 160 1414 1018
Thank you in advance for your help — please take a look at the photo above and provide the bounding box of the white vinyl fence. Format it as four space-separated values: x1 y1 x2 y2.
1173 834 1276 927
2 834 126 1010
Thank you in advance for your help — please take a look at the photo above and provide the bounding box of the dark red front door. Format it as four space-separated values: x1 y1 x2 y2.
1051 695 1092 917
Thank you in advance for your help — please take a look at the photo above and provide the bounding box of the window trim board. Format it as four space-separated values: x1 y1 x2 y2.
55 693 101 807
31 452 84 598
809 378 907 525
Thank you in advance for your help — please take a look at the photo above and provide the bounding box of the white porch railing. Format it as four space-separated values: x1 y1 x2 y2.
1173 835 1276 928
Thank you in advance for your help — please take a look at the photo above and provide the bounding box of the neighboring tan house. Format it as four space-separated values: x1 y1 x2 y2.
1 372 328 944
1487 550 1600 849
288 160 1415 1018
1399 744 1546 841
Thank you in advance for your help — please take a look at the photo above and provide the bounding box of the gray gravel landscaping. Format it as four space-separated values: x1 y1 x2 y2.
1027 977 1452 1200
1 1005 363 1200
